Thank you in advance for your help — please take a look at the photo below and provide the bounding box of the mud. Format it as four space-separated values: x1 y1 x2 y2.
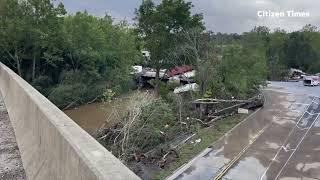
0 93 26 180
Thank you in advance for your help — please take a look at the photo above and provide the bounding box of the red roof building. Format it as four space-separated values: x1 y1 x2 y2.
166 65 193 77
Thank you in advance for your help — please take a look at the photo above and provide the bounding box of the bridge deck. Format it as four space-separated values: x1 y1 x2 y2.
0 93 26 180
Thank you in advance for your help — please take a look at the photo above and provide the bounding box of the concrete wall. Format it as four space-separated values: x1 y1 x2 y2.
0 63 140 180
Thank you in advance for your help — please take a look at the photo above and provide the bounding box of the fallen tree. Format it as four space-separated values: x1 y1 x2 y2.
191 93 264 125
94 91 265 177
95 91 191 163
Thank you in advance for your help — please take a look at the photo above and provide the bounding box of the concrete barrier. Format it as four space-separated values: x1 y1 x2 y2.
0 63 140 180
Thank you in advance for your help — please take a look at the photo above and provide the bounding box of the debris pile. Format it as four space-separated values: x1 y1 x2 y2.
191 94 264 127
94 91 264 178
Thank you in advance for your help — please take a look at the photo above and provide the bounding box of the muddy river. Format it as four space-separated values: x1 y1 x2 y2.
64 98 130 135
64 91 155 135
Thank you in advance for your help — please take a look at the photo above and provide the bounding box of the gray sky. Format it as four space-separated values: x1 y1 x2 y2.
56 0 320 33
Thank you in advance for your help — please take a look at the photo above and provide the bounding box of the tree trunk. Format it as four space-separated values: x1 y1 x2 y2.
14 50 22 77
200 80 205 96
16 59 22 77
32 54 36 81
155 66 160 96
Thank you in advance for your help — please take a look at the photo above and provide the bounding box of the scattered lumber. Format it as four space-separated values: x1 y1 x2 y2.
210 103 246 116
192 98 251 104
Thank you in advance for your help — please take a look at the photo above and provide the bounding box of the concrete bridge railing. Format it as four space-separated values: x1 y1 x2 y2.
0 63 140 180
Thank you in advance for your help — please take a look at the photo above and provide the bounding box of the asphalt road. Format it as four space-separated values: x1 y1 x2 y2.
167 81 320 180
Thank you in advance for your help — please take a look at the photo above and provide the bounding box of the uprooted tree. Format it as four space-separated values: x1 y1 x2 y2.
95 92 192 162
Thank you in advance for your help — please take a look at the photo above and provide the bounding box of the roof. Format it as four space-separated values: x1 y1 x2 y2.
166 65 193 77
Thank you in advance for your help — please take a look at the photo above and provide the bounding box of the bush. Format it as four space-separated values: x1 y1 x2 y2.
48 70 106 108
32 75 53 96
48 83 87 108
132 99 176 152
208 47 267 99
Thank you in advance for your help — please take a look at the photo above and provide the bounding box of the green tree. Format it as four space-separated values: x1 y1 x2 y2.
174 28 218 96
283 32 317 72
217 46 267 98
48 12 140 108
27 0 66 81
135 0 204 93
0 0 66 81
0 0 32 76
266 29 287 80
301 24 320 73
0 0 141 108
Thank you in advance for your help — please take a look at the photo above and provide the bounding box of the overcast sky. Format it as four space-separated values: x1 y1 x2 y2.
56 0 320 34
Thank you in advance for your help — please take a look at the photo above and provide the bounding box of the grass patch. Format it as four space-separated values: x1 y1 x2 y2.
154 114 247 180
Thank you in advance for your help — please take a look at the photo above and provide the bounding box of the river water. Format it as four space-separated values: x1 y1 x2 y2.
64 90 156 136
64 102 106 135
64 98 130 135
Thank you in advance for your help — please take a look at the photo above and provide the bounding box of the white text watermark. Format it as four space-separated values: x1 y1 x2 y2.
257 10 310 18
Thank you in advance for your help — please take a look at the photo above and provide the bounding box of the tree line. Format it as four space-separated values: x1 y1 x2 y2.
0 0 141 108
1 0 319 109
211 25 320 80
265 25 320 79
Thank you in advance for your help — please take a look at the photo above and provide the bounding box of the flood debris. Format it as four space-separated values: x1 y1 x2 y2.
289 68 306 80
132 64 197 92
173 83 198 94
191 94 264 123
94 91 196 177
94 90 264 179
238 108 249 114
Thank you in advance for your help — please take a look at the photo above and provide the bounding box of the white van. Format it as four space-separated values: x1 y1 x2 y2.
303 76 320 86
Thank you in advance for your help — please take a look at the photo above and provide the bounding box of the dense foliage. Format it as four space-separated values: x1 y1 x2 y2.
0 0 141 108
265 25 320 79
175 24 320 99
211 25 320 81
134 0 204 92
3 0 320 179
1 0 319 107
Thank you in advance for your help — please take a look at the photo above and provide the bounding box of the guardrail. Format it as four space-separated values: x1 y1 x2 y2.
0 63 140 180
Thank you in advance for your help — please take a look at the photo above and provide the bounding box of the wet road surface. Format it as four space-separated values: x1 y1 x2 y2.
167 82 320 180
